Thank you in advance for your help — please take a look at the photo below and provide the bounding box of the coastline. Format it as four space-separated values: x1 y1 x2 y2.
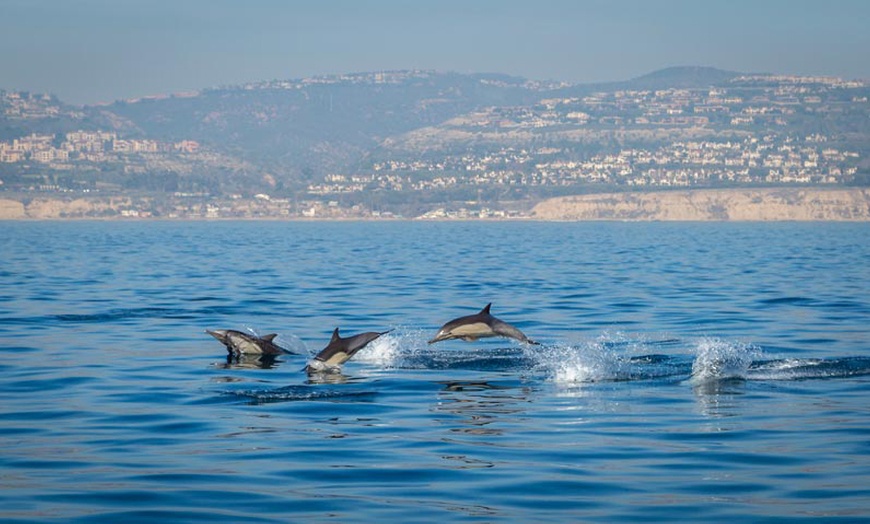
1 187 869 221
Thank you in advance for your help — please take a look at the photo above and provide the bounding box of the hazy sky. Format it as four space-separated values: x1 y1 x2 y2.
2 0 868 105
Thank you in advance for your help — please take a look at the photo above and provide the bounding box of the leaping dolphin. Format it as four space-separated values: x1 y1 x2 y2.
206 329 293 356
305 327 392 374
428 303 539 345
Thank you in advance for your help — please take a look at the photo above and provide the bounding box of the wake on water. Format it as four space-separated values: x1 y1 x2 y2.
221 329 870 403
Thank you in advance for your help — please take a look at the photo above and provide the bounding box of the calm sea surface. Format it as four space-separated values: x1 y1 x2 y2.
1 221 868 523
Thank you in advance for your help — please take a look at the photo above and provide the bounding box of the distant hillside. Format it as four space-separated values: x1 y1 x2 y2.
91 66 754 180
1 67 868 216
103 71 547 180
0 92 134 141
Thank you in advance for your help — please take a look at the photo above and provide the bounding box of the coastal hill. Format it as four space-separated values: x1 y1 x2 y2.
1 67 869 218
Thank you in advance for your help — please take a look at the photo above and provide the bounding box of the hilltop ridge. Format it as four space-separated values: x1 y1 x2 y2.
624 66 743 89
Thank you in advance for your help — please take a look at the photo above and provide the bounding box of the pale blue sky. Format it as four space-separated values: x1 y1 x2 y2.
2 0 868 105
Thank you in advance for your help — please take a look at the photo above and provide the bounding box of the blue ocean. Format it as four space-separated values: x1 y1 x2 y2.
1 220 868 523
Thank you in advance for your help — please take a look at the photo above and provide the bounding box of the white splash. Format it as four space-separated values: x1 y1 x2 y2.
528 333 633 385
690 337 759 383
274 333 308 354
746 358 825 381
553 351 603 384
353 328 427 368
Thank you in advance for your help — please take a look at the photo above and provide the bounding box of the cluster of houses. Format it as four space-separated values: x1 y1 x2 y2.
317 75 865 192
0 130 199 167
320 133 859 194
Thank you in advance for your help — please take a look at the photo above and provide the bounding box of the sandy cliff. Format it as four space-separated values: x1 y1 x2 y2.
0 197 135 219
531 188 870 221
0 199 26 219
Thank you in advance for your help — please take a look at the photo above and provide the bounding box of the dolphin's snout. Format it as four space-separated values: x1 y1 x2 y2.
205 329 229 344
206 329 227 341
427 331 448 344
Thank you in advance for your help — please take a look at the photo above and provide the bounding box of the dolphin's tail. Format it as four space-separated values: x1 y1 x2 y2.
492 321 539 346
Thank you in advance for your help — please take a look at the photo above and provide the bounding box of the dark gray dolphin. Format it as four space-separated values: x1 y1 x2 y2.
428 303 539 345
206 329 293 356
305 327 392 374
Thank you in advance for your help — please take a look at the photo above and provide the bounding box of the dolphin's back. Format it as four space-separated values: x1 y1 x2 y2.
307 329 391 373
207 329 290 355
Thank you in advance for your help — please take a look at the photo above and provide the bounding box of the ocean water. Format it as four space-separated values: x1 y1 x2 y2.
1 220 868 523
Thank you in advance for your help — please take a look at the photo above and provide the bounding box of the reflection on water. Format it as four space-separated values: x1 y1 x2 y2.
691 378 746 419
219 352 286 370
305 370 353 385
433 381 531 437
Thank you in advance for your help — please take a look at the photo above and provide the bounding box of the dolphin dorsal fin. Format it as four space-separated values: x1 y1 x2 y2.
330 327 341 342
261 334 278 342
481 303 492 314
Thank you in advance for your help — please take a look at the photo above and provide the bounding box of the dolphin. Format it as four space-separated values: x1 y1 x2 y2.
428 303 539 345
206 329 293 356
305 327 392 374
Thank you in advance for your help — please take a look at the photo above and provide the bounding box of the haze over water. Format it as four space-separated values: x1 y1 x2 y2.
1 221 868 522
